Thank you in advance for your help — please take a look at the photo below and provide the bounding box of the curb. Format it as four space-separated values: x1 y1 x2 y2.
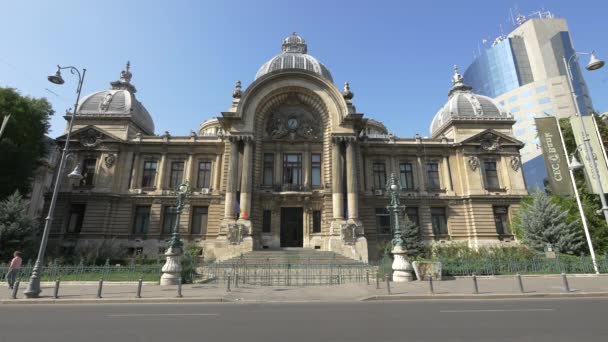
361 292 608 301
0 297 229 305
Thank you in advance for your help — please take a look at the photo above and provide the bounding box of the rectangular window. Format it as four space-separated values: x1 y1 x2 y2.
484 161 500 189
141 160 158 188
494 206 510 235
536 85 548 93
521 89 532 97
133 206 151 234
262 210 272 233
427 163 441 190
81 158 96 186
523 101 534 108
197 161 212 189
311 154 322 188
263 154 274 186
375 208 391 235
312 210 321 233
510 106 520 113
406 207 419 226
508 95 518 103
372 163 386 190
399 163 414 190
169 161 184 189
283 154 302 185
191 206 208 235
538 97 551 105
66 204 86 233
162 206 177 234
431 207 448 236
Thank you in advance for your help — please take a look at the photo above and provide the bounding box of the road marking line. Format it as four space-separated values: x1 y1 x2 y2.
440 309 554 313
108 313 219 317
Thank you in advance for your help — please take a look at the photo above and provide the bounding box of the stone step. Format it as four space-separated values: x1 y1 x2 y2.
217 250 365 266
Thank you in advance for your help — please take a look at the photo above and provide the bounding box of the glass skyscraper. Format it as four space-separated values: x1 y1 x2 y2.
463 16 594 189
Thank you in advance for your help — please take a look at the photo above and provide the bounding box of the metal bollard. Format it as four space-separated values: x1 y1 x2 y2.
177 278 183 298
227 275 231 292
428 275 434 294
376 272 380 289
97 278 104 299
11 281 20 299
561 272 570 293
516 273 524 293
472 274 479 294
366 270 370 285
385 275 391 295
54 279 61 299
136 279 143 298
235 274 239 288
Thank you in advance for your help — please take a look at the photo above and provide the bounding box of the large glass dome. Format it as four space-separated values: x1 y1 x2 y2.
255 33 333 82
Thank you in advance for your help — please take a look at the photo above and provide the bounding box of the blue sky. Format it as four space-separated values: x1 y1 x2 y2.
1 0 607 138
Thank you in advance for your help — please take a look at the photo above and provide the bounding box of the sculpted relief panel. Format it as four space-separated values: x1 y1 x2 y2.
265 104 322 141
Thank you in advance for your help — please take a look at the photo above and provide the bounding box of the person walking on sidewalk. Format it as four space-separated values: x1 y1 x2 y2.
6 251 22 289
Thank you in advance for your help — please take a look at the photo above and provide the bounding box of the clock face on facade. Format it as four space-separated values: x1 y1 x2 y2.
287 118 299 130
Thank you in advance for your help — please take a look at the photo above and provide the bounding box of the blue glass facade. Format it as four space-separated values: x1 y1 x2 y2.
554 31 589 115
463 39 521 98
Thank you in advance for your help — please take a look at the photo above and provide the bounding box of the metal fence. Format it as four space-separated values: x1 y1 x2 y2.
2 255 607 285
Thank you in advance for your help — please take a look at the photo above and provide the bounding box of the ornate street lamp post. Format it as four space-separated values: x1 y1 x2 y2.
160 182 189 285
24 65 86 298
386 173 413 282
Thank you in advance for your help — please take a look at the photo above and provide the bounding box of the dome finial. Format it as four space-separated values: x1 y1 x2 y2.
232 80 242 99
111 61 136 93
448 64 472 97
342 81 354 100
120 61 132 83
451 64 463 85
282 32 307 54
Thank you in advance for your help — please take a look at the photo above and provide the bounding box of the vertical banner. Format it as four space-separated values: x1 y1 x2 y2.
534 117 574 196
570 115 608 194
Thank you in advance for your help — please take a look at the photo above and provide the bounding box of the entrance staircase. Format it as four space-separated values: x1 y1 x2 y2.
217 249 365 265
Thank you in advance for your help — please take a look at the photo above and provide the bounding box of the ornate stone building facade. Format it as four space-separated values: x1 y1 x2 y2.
47 34 527 262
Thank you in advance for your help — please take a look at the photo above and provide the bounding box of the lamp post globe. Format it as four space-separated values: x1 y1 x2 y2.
47 66 65 85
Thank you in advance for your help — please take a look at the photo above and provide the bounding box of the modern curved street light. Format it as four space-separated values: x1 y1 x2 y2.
24 65 86 298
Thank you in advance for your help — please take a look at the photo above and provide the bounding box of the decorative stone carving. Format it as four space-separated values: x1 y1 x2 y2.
468 156 479 171
227 223 244 245
104 154 116 168
81 129 102 148
510 156 521 171
479 133 501 151
265 105 321 140
99 92 114 112
341 223 358 245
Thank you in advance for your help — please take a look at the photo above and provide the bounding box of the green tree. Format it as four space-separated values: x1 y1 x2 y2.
401 215 423 257
517 191 585 255
0 191 38 261
0 88 54 200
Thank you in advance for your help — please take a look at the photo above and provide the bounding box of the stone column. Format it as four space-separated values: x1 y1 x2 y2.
332 138 344 219
239 138 253 219
157 152 167 190
416 156 426 193
213 153 222 193
303 148 310 190
345 138 358 220
224 138 240 219
185 153 194 187
443 155 453 191
130 152 141 189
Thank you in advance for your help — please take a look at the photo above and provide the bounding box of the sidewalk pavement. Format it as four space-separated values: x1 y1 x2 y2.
2 275 608 304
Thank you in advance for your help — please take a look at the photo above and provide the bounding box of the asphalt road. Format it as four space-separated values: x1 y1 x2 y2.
1 298 607 342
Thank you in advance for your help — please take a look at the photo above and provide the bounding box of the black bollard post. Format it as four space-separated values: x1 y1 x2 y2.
11 281 20 299
235 274 239 288
428 275 434 294
561 273 570 293
516 273 524 293
54 279 61 299
136 279 143 298
97 278 104 299
227 275 231 292
376 272 380 289
472 274 479 294
366 270 370 285
385 275 391 295
177 278 183 298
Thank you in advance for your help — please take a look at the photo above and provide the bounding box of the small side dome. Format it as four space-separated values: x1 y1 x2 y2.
198 117 224 136
76 62 155 135
430 65 512 137
255 32 333 82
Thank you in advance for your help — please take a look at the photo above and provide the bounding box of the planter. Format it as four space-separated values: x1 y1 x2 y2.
413 261 442 281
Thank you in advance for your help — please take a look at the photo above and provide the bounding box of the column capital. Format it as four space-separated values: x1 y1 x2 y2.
331 134 357 144
227 134 254 143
